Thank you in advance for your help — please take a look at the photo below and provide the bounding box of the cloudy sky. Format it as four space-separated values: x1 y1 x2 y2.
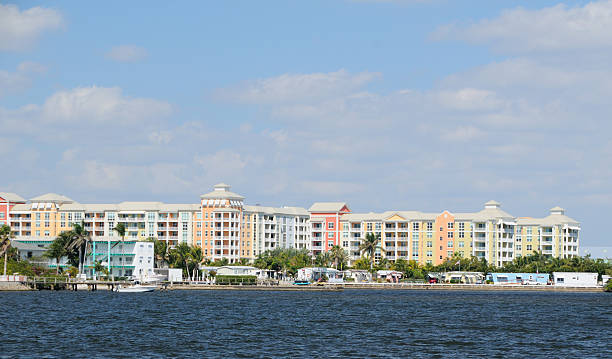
1 1 611 253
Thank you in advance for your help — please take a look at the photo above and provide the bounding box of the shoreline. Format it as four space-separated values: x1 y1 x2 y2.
1 282 606 293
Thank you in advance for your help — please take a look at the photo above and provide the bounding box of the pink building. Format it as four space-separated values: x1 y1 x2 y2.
0 192 26 229
308 202 351 255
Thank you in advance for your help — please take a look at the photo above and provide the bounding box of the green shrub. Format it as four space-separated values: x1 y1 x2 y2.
605 279 612 292
215 275 257 285
449 279 461 284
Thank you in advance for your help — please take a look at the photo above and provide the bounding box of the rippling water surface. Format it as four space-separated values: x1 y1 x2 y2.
1 290 611 358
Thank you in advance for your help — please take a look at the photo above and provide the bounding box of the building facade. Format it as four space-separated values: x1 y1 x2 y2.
3 184 580 268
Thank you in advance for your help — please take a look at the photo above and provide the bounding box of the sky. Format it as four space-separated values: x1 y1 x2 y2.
1 0 611 255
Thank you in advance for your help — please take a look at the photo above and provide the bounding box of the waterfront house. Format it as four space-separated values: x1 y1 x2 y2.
297 267 343 283
376 270 402 283
552 272 598 287
487 273 549 285
437 271 484 284
343 269 372 283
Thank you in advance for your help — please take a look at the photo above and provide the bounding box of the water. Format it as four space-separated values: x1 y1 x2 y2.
1 290 610 358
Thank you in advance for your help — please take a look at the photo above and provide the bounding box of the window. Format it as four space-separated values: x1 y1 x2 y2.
516 245 522 251
148 212 155 221
183 223 188 231
328 222 334 229
458 242 464 248
527 245 532 251
426 232 432 239
447 232 453 239
197 222 202 228
439 227 443 231
44 231 50 237
181 213 190 221
342 223 348 231
458 222 465 230
375 223 381 231
36 230 40 236
527 236 532 242
44 213 50 220
413 222 420 231
427 241 432 248
447 241 453 248
459 231 464 238
36 213 41 220
197 231 201 236
328 241 334 247
328 232 335 238
447 222 454 229
426 250 432 257
45 221 49 228
367 223 372 231
447 250 453 257
426 222 433 231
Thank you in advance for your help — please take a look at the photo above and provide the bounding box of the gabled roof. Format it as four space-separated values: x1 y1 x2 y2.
0 192 26 202
309 202 349 213
30 193 73 204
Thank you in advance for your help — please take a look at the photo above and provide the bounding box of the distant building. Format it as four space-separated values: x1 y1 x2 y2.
3 185 581 268
487 273 549 285
552 272 598 287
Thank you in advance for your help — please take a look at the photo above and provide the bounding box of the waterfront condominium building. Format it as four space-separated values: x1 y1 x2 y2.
338 201 580 267
308 202 351 256
0 192 26 227
193 183 311 262
3 184 580 268
243 205 310 257
7 193 198 276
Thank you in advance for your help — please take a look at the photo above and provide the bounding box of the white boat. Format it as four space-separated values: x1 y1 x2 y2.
116 284 157 293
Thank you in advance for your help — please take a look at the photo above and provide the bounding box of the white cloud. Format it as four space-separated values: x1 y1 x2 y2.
215 69 380 104
432 0 612 53
40 86 172 124
0 61 47 98
105 45 148 63
195 150 248 177
299 180 366 196
0 4 63 51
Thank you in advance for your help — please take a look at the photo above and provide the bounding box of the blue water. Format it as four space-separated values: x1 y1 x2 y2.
0 290 610 358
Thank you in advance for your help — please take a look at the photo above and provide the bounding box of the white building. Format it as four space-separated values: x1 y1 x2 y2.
552 272 598 287
243 205 310 256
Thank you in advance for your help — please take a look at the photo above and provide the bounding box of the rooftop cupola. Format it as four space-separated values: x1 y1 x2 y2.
550 206 565 215
213 183 231 192
484 200 501 209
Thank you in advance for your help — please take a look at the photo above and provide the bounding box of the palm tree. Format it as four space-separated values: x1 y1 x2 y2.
112 223 127 277
151 238 169 268
173 243 193 281
66 222 92 277
45 232 70 275
359 232 380 272
189 246 204 281
330 245 348 270
1 224 15 276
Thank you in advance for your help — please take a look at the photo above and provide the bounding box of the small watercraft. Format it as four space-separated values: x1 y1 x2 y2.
115 283 157 293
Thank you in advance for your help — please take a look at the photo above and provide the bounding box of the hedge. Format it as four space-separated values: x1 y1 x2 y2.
215 275 257 285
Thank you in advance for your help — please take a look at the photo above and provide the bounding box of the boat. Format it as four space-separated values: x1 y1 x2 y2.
115 283 157 293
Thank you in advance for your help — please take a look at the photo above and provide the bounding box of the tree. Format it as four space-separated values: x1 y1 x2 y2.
352 257 371 270
189 246 204 281
112 223 127 276
315 251 333 267
1 224 15 276
149 238 169 268
171 243 193 281
330 245 348 270
45 232 70 275
65 222 92 277
358 232 380 272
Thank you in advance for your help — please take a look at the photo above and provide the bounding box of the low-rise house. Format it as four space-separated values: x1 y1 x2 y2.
487 273 549 285
343 269 372 283
438 271 484 284
377 270 402 283
297 267 343 283
552 272 598 287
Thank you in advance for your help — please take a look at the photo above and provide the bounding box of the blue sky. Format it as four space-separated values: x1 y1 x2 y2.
1 0 611 255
